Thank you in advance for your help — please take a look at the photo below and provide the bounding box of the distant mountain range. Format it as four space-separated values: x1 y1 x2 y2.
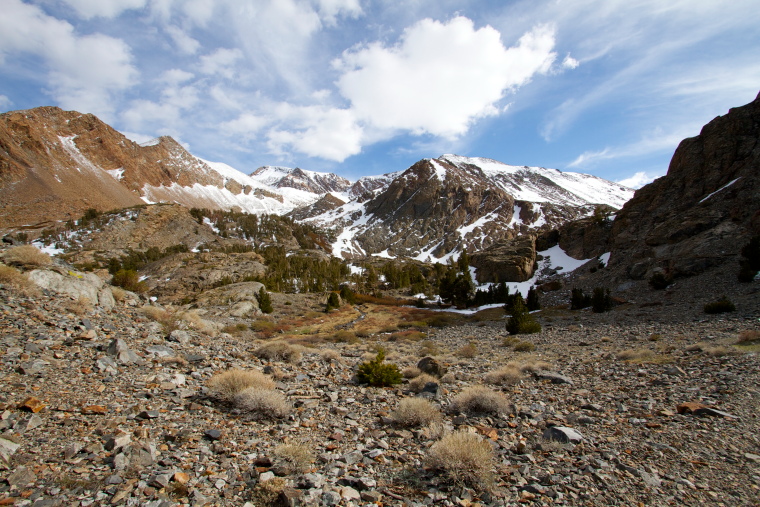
0 105 632 264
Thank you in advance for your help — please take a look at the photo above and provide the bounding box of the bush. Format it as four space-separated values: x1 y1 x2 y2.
325 292 341 312
484 364 523 385
737 330 760 343
273 443 314 475
339 284 356 304
591 287 613 313
254 341 302 363
506 297 541 335
570 288 591 310
356 348 402 387
426 431 495 488
649 272 671 290
526 286 541 311
392 397 442 427
448 385 510 416
256 287 273 314
704 296 736 314
456 341 478 358
408 373 439 393
514 340 536 352
207 369 275 401
0 264 36 294
111 269 147 293
233 388 291 418
2 245 52 268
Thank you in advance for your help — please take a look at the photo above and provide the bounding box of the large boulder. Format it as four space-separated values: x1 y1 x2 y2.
470 235 537 283
28 268 115 309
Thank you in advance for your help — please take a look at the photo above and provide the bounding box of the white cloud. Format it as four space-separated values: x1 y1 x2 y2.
567 148 612 168
0 0 138 118
119 130 155 144
160 68 194 85
335 18 556 138
62 0 147 19
166 25 200 55
181 0 215 26
199 48 243 79
315 0 363 25
617 171 660 189
222 113 269 139
122 84 199 130
562 54 579 69
0 95 11 109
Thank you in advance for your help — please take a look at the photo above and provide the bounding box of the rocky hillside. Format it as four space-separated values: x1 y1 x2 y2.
250 166 352 195
0 107 345 230
609 91 760 281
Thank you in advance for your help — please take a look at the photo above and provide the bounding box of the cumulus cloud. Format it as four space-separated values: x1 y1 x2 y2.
223 113 270 139
335 17 556 138
617 171 660 189
0 0 138 117
63 0 147 19
315 0 363 25
166 25 200 54
562 54 579 69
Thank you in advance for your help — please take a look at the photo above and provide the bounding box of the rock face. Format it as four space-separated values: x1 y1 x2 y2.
609 92 760 279
470 235 537 283
250 166 352 194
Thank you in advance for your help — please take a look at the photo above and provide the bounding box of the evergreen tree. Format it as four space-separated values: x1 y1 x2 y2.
506 296 541 335
325 292 341 312
526 286 541 311
591 287 613 313
570 288 591 310
256 287 273 314
339 284 356 304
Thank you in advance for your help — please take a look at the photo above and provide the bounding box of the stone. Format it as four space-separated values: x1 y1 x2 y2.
417 381 441 399
693 407 739 419
145 345 176 358
204 429 223 441
13 413 43 433
676 402 708 414
168 330 191 344
417 356 446 377
296 473 325 489
321 491 342 506
19 396 46 413
81 405 108 415
137 410 160 420
535 371 573 384
340 486 361 501
542 426 584 443
6 465 36 487
173 472 190 484
105 432 131 451
106 339 142 364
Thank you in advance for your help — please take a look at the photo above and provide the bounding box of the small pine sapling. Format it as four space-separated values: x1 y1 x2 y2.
356 348 402 387
257 287 273 314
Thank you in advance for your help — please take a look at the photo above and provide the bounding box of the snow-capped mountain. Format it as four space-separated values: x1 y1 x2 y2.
299 155 633 260
250 166 352 196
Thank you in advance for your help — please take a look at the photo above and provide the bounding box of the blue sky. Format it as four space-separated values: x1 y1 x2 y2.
1 0 759 187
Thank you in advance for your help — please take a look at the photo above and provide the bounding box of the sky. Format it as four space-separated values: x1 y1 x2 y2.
1 1 759 188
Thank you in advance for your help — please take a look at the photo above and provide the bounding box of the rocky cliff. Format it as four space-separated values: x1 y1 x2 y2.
609 91 760 279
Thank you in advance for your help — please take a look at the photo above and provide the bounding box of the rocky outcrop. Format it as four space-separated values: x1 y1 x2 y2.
27 267 115 309
470 235 537 283
556 217 613 260
609 91 760 279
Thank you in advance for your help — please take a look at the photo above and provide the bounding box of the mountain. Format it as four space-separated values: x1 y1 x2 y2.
0 107 345 229
299 155 633 269
608 91 760 280
250 166 352 195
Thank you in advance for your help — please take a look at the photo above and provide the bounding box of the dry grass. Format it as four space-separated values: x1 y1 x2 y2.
456 341 478 358
392 397 442 427
402 366 422 379
319 348 341 362
111 286 127 301
737 330 760 343
0 264 37 294
249 477 286 506
514 340 536 352
65 297 92 316
254 341 303 364
273 443 314 475
2 245 52 268
426 431 495 488
418 340 440 357
207 369 275 401
233 387 291 418
408 373 439 393
485 364 523 385
617 348 673 364
448 385 510 416
177 310 217 335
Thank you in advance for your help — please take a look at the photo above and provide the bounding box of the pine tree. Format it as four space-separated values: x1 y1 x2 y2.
257 287 273 314
325 292 341 312
526 286 541 311
506 296 541 335
591 287 613 313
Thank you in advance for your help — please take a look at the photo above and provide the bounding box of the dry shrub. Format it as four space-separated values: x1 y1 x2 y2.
0 264 36 294
2 245 52 268
426 431 495 488
319 348 341 362
392 397 442 427
485 364 523 385
141 305 172 323
233 387 291 418
207 369 275 401
704 345 740 357
418 340 439 357
617 348 654 362
273 443 314 475
177 310 217 335
456 341 478 358
65 297 92 316
408 373 438 393
502 336 520 347
221 322 249 335
449 386 510 416
738 330 760 343
402 366 421 379
440 372 456 384
514 340 536 352
331 330 359 343
254 341 302 363
388 330 426 342
517 359 552 373
111 286 127 301
249 477 286 506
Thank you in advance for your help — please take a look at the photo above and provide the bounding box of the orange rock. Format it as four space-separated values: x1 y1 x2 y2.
173 472 190 484
81 405 107 415
677 402 708 414
19 397 46 413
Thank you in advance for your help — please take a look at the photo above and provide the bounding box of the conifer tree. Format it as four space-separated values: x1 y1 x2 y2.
506 296 541 335
257 287 273 314
526 286 541 311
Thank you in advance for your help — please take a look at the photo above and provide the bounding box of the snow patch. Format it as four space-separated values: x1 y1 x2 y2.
699 178 741 203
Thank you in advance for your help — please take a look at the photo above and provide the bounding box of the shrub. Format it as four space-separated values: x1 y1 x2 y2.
426 431 495 488
356 348 402 387
339 284 356 304
2 245 52 268
456 341 478 358
704 296 736 314
506 297 541 335
418 340 440 356
448 385 510 416
402 366 421 379
514 340 536 352
273 443 314 475
485 364 523 385
222 322 249 335
570 288 591 310
408 373 439 393
319 348 341 362
256 287 273 314
0 264 36 294
111 269 148 293
331 330 359 343
392 398 442 427
649 272 671 290
207 369 275 401
591 287 613 313
737 330 760 343
254 341 302 363
325 292 341 312
234 388 291 418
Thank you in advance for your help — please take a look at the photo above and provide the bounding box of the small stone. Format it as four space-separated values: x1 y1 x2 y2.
543 426 584 443
63 442 84 459
693 407 739 419
535 371 574 384
321 491 342 506
361 490 383 503
204 429 223 441
173 472 190 484
259 471 275 482
168 330 191 344
19 396 46 413
81 405 108 415
296 473 325 489
105 432 131 451
6 465 36 487
105 474 124 485
137 410 160 420
145 345 176 358
676 402 707 414
340 486 361 501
